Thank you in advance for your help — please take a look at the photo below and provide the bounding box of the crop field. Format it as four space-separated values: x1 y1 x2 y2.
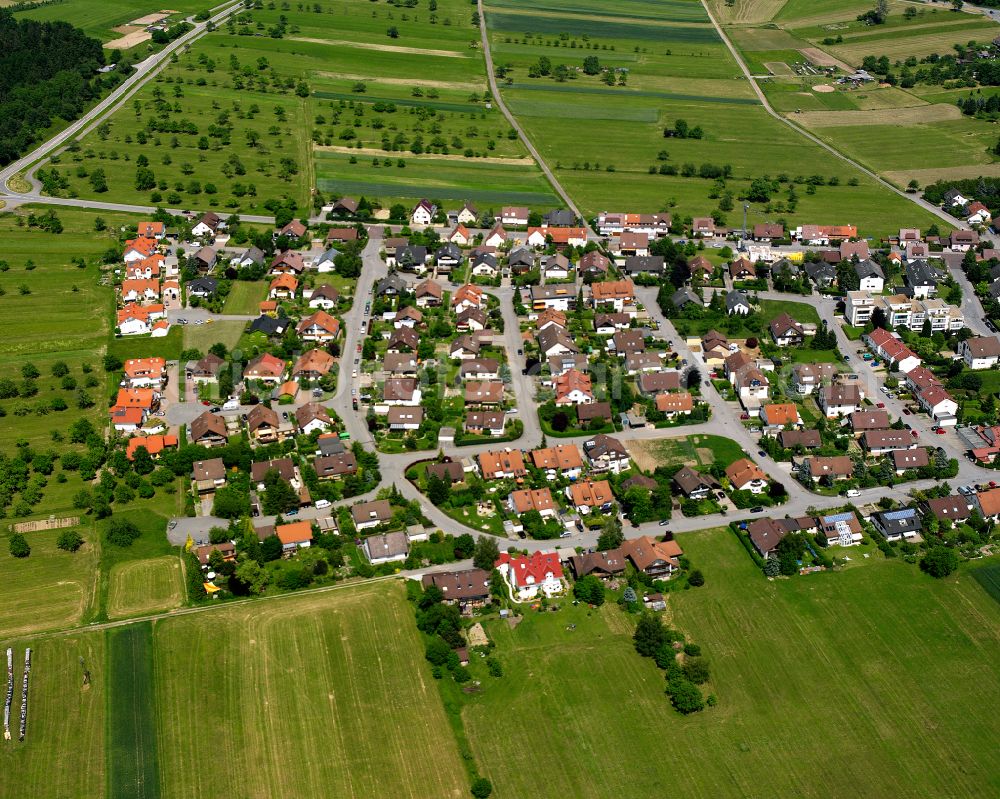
12 0 209 42
107 557 183 620
463 527 1000 798
182 319 246 354
485 0 937 236
107 623 160 799
0 526 98 639
315 149 559 207
153 581 467 798
0 632 105 799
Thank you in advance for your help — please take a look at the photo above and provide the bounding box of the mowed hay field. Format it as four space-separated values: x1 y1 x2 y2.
464 528 1000 798
0 633 105 799
153 580 468 799
0 526 98 639
107 556 183 619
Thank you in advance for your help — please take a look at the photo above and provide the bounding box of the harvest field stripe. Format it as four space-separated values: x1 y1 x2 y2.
315 178 558 204
486 11 721 41
107 624 160 799
311 91 483 114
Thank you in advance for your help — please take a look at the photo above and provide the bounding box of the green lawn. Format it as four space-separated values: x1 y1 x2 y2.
13 0 211 42
222 281 267 315
463 527 1000 798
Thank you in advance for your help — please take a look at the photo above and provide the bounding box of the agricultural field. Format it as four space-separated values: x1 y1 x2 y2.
719 0 1000 188
0 525 98 639
107 556 183 619
0 632 105 799
463 527 1000 798
50 0 559 215
107 623 159 799
152 580 467 798
11 0 211 43
484 0 938 236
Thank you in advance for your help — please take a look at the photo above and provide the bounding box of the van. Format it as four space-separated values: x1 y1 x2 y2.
222 398 240 411
315 499 332 510
845 489 861 498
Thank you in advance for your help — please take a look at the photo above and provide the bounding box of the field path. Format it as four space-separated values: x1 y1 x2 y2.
477 0 584 220
700 0 975 232
291 37 469 58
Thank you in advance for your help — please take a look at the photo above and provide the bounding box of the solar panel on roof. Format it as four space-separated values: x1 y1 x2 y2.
884 509 916 520
823 512 854 523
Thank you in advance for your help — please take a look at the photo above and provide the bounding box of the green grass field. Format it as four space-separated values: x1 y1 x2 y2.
152 581 467 798
0 526 98 639
0 632 105 799
464 527 1000 798
221 280 267 315
107 623 160 799
107 556 183 620
626 432 745 473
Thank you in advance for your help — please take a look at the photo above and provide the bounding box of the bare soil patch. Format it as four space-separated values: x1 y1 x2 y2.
105 29 151 49
292 37 468 58
799 47 852 72
813 83 835 93
131 12 172 25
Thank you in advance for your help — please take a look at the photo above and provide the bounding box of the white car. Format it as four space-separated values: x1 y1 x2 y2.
352 370 358 378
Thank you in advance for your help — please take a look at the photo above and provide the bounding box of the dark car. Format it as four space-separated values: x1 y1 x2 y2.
757 450 767 458
658 520 670 527
750 506 764 513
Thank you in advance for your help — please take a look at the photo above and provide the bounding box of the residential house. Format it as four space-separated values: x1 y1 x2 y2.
778 429 821 450
383 377 422 406
569 550 626 580
495 551 563 600
192 458 227 493
470 251 498 278
891 447 930 474
386 406 423 431
543 209 577 227
364 532 410 564
296 310 340 342
295 403 334 435
307 284 340 310
579 250 610 279
530 444 584 477
527 226 587 248
411 199 437 226
769 313 805 347
672 287 702 310
313 247 340 273
449 334 481 360
623 255 666 277
352 499 394 531
484 223 507 248
530 284 575 312
862 430 916 455
916 385 958 424
456 203 479 225
394 306 424 330
802 455 854 481
753 223 784 241
805 261 837 288
672 465 719 500
746 518 789 559
500 206 530 226
464 381 503 407
864 328 921 373
426 461 466 484
191 212 222 239
924 494 972 524
733 364 770 410
460 358 500 380
421 569 491 608
726 290 753 316
388 327 419 353
688 255 714 279
508 487 557 518
187 276 218 298
849 410 890 433
855 259 885 292
845 291 876 327
456 307 488 332
790 362 836 395
818 384 863 418
268 274 298 300
244 353 286 384
537 307 568 333
691 217 715 237
816 511 864 547
313 452 358 480
189 411 228 447
611 328 645 358
446 224 470 246
246 404 282 443
975 488 1000 522
638 371 681 395
726 458 768 493
621 536 684 579
730 257 755 280
247 314 288 337
451 284 484 314
479 449 527 480
376 274 407 298
656 392 694 417
584 434 630 474
415 279 443 307
590 279 635 312
959 335 1000 370
396 245 429 273
577 401 613 426
326 227 359 245
760 402 801 430
566 479 615 514
507 246 535 274
625 352 664 375
435 242 462 270
125 434 177 461
542 253 572 280
465 411 506 437
269 251 305 276
537 326 579 359
554 369 594 406
871 507 922 541
123 358 167 389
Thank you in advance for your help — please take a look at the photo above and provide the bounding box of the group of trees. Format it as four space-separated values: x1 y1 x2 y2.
633 613 711 714
0 10 106 164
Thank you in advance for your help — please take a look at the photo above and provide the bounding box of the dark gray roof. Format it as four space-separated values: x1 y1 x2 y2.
376 274 408 295
805 262 836 285
248 314 287 336
672 288 700 308
543 209 577 226
623 255 665 274
854 259 884 280
905 260 941 288
397 245 428 267
508 246 534 267
725 290 751 312
435 242 462 261
187 276 218 293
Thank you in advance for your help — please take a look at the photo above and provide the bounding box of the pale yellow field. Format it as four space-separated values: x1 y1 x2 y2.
107 556 183 619
795 102 962 128
885 163 1000 186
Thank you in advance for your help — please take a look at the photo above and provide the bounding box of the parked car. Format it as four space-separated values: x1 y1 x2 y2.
658 520 671 527
750 506 764 513
876 402 885 408
846 489 861 498
757 450 767 458
902 408 911 415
